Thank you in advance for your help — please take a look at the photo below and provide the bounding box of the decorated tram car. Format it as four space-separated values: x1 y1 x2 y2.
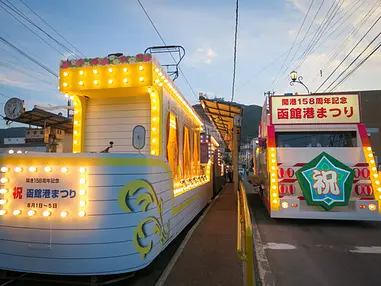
0 53 219 275
254 93 381 221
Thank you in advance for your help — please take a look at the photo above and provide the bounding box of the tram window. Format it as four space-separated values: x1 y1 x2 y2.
132 125 146 150
275 131 357 147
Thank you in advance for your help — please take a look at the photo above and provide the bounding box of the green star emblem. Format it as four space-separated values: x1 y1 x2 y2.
295 152 355 211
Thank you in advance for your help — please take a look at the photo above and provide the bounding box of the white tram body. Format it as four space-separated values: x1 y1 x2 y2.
0 53 216 275
255 93 381 221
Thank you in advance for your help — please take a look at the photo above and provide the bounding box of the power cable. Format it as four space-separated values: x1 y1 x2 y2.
316 13 381 92
18 0 85 58
136 0 198 101
230 0 239 103
0 35 58 77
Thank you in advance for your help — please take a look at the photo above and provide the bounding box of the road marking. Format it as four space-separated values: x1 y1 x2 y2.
350 246 381 254
155 194 219 286
264 243 297 250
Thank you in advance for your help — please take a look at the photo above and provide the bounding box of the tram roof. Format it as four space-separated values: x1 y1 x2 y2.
199 96 243 151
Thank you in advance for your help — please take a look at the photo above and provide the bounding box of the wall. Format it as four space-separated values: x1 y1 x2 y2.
84 95 151 154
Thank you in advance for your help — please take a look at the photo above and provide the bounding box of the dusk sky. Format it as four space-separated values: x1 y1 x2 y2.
1 0 380 128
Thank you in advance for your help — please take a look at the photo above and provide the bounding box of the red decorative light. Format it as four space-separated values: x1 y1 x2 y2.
279 184 286 194
355 185 373 196
278 168 285 178
353 168 361 178
286 168 295 178
289 184 296 194
361 168 370 179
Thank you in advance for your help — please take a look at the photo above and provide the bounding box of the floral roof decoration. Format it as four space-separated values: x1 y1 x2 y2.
60 53 153 69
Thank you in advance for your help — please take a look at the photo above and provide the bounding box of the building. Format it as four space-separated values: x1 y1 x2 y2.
0 127 46 153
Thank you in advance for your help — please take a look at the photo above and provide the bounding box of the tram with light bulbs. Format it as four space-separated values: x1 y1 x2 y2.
0 48 222 276
253 92 381 221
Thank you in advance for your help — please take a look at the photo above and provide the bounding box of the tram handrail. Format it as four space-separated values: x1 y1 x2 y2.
237 179 255 286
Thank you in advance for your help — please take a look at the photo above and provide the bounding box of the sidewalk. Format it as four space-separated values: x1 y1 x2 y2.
162 183 243 286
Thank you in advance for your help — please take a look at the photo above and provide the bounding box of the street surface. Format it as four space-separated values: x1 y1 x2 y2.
247 188 381 286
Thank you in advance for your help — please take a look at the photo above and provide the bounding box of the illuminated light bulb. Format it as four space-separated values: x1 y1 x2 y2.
150 92 155 97
70 96 74 100
272 193 277 197
164 79 168 83
14 167 22 173
1 167 8 173
158 83 163 87
378 187 381 192
74 101 78 106
148 87 152 93
79 189 86 195
93 69 98 74
272 159 275 163
271 147 275 151
0 189 7 194
367 147 372 151
272 199 278 204
0 210 6 215
79 70 84 75
376 181 380 185
271 154 275 158
0 199 6 205
271 178 276 183
158 72 163 76
139 66 144 71
272 185 276 190
123 67 128 72
152 139 157 143
152 106 157 110
74 130 79 135
152 127 157 132
79 81 84 86
139 77 144 82
43 211 51 217
74 121 79 125
123 78 128 83
155 79 160 83
13 210 21 216
29 167 37 172
63 72 68 77
94 80 99 85
152 98 157 103
371 160 375 164
80 178 86 184
372 167 377 171
374 174 379 178
61 167 68 173
152 117 157 121
108 68 113 72
369 204 376 211
65 93 69 98
281 202 289 209
0 178 8 183
8 150 14 154
369 153 373 158
78 211 86 217
44 166 52 173
63 82 68 87
271 166 275 170
79 167 86 173
151 150 156 155
74 140 78 144
28 210 35 216
61 211 68 217
155 68 159 73
79 201 86 207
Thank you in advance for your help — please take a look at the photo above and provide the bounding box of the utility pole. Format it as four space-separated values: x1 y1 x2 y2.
233 115 241 193
264 91 275 97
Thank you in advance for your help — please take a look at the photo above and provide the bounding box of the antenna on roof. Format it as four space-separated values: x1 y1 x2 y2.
144 45 185 81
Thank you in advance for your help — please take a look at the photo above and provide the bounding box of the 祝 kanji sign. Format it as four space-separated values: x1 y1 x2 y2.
295 152 355 211
270 94 360 124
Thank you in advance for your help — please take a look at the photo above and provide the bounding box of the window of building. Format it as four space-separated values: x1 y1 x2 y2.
132 125 146 150
166 112 179 179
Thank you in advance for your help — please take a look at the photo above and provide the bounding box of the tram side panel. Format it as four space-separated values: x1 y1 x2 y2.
0 154 212 275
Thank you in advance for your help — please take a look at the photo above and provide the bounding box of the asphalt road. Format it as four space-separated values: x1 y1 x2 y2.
247 189 381 286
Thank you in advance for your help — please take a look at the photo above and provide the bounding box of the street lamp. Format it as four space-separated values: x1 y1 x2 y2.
290 71 310 94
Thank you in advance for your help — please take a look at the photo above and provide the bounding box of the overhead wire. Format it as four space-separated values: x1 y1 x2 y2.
18 0 85 58
316 13 381 92
136 0 199 101
0 0 81 59
230 0 239 103
271 0 315 89
324 30 381 92
329 41 381 91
